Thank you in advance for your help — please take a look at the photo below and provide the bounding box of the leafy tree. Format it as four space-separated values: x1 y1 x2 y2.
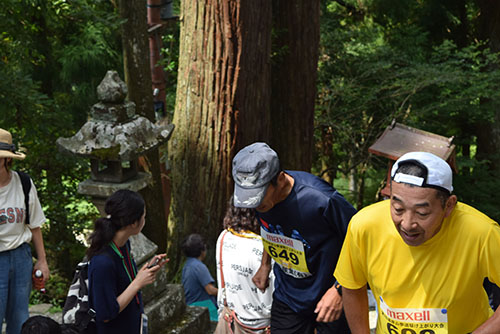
0 0 122 304
316 0 500 219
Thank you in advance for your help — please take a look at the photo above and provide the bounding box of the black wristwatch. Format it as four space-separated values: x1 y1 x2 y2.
334 280 342 296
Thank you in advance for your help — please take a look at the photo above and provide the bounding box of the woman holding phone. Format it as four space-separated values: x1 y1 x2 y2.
87 189 167 334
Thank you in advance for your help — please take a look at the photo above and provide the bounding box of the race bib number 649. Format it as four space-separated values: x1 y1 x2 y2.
379 297 448 334
260 228 311 279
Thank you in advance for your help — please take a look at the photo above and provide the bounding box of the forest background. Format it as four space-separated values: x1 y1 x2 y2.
1 0 500 310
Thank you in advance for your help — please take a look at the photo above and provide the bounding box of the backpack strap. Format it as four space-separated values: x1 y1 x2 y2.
17 171 31 225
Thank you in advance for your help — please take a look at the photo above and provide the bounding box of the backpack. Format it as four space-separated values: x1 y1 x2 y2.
17 171 31 225
62 258 97 334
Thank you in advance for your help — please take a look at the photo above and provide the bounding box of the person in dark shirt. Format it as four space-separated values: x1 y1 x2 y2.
232 142 357 334
87 190 167 334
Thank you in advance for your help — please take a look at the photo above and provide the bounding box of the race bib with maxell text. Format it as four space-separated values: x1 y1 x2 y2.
260 227 311 279
379 296 448 334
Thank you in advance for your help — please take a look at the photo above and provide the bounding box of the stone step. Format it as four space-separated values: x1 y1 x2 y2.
142 269 171 305
145 285 187 333
160 305 212 334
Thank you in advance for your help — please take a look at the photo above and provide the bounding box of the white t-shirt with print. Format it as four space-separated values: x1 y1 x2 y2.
0 171 46 252
216 229 274 328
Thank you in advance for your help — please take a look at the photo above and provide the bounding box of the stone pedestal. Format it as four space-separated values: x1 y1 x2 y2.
129 232 211 334
78 172 152 214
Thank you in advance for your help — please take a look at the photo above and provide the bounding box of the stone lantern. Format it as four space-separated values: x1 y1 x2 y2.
57 70 174 211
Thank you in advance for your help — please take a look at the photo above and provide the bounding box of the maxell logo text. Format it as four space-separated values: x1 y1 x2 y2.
386 310 430 321
265 235 293 247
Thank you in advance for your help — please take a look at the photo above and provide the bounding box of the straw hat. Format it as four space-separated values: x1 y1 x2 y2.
0 128 26 160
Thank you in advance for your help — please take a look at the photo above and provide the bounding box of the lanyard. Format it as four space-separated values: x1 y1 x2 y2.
109 241 140 305
227 228 262 240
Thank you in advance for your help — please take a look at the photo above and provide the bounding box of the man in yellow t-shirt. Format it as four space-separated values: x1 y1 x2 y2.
334 151 500 333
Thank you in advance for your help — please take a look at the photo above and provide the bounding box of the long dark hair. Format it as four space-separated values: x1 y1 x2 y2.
86 189 145 259
223 197 259 234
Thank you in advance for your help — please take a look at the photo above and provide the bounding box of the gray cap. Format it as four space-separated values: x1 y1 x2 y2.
232 142 280 208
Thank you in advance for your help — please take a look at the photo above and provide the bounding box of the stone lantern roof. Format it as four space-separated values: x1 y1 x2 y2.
57 70 174 162
57 70 174 183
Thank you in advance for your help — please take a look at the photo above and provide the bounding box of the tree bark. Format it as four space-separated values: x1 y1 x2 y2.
119 0 168 251
167 0 272 276
270 0 320 171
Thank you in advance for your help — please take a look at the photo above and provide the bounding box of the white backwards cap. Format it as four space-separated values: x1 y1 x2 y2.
391 151 453 194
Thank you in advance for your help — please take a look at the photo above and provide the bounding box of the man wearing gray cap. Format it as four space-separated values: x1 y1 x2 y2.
232 142 357 333
335 151 500 333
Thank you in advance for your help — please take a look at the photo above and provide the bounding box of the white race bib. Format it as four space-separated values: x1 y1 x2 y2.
379 297 448 334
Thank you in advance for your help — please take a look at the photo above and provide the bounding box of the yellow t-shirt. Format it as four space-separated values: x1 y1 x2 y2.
335 200 500 333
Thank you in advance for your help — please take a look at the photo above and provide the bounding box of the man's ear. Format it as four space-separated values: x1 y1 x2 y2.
444 195 458 218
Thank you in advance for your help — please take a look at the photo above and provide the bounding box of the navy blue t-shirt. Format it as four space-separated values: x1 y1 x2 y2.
258 170 356 314
181 257 217 307
88 242 143 334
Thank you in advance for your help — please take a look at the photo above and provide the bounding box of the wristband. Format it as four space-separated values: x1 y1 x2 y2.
334 280 342 296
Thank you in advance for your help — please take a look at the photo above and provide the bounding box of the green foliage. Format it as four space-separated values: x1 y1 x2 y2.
454 156 500 222
317 0 500 217
30 271 70 309
0 0 120 293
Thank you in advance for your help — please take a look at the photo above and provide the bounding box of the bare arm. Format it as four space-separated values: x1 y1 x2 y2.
31 227 50 281
343 285 370 334
205 282 218 296
252 249 272 292
472 307 500 333
314 284 343 322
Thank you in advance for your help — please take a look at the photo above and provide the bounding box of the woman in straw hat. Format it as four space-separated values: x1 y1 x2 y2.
0 128 49 334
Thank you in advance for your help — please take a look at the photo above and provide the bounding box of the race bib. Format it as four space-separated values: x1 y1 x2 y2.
379 297 448 334
261 227 311 279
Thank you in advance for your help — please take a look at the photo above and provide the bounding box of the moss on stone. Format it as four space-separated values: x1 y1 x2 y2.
91 146 121 160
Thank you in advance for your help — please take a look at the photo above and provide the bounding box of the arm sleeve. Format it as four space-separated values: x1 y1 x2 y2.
334 217 368 289
90 256 121 322
196 261 216 288
325 191 357 238
27 180 46 228
481 223 500 287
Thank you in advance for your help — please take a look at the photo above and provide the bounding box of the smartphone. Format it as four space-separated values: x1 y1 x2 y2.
147 257 160 269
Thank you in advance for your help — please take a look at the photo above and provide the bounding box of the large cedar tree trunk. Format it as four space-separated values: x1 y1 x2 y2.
119 0 168 251
269 0 320 171
167 0 272 276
